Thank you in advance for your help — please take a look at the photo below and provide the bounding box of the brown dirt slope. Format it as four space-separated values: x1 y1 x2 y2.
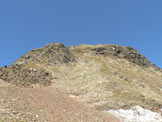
0 79 120 122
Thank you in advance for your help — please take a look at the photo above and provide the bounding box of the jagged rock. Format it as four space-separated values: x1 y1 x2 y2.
0 43 77 86
14 43 76 66
0 65 52 86
90 45 156 68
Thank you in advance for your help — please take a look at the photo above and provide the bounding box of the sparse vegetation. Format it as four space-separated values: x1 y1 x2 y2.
0 43 162 121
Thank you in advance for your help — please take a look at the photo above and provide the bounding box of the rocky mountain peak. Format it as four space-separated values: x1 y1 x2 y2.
0 43 160 87
11 43 158 70
0 43 162 114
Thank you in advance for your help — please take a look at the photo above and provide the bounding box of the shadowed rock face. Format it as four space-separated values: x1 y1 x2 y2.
90 45 154 68
14 43 76 66
0 43 76 86
0 43 162 112
0 65 52 86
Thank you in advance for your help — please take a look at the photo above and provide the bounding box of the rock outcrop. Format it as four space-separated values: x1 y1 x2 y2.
0 43 75 86
14 43 76 66
12 43 158 69
0 65 52 86
90 45 155 68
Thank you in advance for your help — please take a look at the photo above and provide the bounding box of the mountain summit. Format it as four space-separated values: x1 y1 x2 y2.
0 43 162 117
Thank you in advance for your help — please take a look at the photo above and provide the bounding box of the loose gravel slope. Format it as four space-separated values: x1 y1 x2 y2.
0 80 120 122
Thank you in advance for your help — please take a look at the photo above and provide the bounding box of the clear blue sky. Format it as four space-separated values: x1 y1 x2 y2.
0 0 162 68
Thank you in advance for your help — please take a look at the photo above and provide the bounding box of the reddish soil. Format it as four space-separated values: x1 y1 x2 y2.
0 80 120 122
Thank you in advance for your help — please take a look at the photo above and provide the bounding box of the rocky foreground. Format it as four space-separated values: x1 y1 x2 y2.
0 43 162 121
0 79 119 122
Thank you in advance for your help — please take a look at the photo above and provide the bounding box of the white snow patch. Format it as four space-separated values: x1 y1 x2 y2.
106 105 162 122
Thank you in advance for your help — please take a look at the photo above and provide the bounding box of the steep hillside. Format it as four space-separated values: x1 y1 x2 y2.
0 43 162 114
0 79 119 122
